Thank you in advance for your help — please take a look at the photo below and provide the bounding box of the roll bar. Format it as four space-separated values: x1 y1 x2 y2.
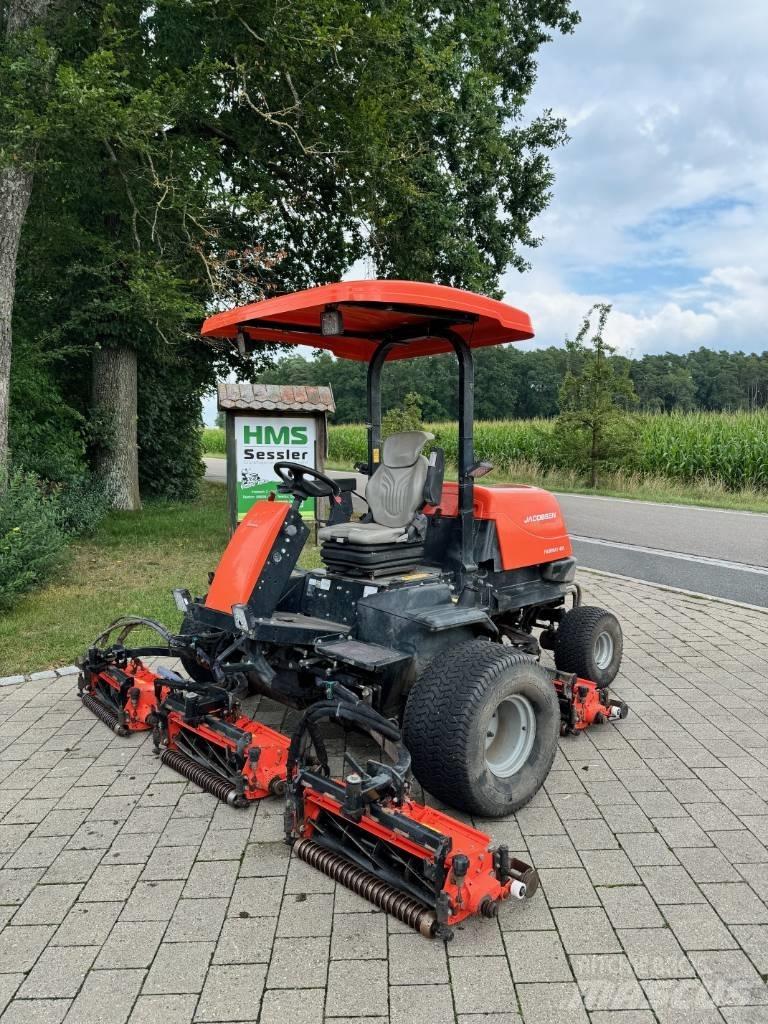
366 329 477 576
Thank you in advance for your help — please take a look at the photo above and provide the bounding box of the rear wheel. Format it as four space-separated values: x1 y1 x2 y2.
402 639 560 817
553 606 623 687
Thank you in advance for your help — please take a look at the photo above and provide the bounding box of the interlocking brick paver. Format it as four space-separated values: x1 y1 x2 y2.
0 925 55 971
143 940 214 995
701 882 768 924
663 901 738 950
52 901 122 945
570 952 648 1011
212 916 276 964
12 883 82 925
4 575 768 1023
688 948 768 1006
325 958 387 1017
331 912 387 960
95 920 167 969
259 987 325 1024
128 994 197 1024
1 998 71 1023
516 981 589 1023
504 930 572 982
63 967 145 1024
266 936 329 989
390 982 455 1024
17 945 99 999
599 885 665 928
617 926 694 979
387 930 448 984
165 898 228 943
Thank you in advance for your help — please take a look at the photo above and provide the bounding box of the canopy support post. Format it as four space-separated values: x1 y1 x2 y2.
367 341 394 473
440 330 477 578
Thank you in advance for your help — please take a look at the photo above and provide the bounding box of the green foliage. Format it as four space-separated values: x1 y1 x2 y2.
52 473 111 537
555 305 638 486
0 471 65 610
202 427 226 455
257 345 768 425
6 0 581 509
382 392 424 437
329 411 768 492
8 338 87 482
137 353 206 502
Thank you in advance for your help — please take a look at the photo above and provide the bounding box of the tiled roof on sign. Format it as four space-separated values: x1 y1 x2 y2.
216 381 335 413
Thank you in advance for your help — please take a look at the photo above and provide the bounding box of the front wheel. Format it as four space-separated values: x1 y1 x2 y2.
402 639 560 817
553 606 623 687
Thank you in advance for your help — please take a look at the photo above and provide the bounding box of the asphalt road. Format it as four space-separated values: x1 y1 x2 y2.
205 458 768 607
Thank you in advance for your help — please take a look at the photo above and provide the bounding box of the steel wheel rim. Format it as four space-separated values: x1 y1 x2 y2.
594 630 615 670
484 695 536 778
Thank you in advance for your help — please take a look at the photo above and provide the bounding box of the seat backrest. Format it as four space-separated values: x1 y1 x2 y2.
365 430 434 528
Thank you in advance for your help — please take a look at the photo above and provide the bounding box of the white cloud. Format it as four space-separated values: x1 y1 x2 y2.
506 0 768 355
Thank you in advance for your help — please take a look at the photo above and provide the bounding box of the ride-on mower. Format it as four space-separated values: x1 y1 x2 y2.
78 281 627 938
180 279 626 816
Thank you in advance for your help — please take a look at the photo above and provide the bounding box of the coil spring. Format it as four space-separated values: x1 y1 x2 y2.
294 838 437 938
161 748 245 806
81 692 127 736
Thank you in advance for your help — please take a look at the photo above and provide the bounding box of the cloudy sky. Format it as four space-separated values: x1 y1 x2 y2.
510 0 768 355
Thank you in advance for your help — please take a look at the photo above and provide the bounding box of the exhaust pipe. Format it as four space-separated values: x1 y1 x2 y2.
293 838 438 938
81 692 128 736
160 748 246 806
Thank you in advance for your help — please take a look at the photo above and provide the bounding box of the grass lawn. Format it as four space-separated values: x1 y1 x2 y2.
0 483 320 676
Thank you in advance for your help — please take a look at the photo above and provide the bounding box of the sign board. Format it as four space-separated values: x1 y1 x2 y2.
234 415 317 521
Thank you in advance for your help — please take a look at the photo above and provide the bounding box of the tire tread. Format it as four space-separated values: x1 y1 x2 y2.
403 638 559 816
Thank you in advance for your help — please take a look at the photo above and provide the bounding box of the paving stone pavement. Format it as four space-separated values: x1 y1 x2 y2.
1 572 768 1022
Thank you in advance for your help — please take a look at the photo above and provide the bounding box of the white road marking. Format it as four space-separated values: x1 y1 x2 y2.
571 535 768 576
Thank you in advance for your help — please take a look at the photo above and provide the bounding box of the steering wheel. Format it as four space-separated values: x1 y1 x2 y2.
274 461 341 501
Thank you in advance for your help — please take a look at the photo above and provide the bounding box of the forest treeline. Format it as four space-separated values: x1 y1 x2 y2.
252 345 768 423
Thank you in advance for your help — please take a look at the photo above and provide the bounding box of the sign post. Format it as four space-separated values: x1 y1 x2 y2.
217 383 335 531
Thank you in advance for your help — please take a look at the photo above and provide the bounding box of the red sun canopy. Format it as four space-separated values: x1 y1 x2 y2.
200 280 534 362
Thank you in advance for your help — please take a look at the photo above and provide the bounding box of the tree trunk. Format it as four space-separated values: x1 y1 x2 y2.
0 165 34 486
0 0 54 486
92 345 141 510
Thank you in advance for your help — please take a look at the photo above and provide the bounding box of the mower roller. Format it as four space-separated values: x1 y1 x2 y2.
285 696 538 940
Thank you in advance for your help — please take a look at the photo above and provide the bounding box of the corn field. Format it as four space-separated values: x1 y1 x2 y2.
328 411 768 491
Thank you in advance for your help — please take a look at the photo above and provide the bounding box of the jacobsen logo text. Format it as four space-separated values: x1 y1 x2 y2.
523 511 557 524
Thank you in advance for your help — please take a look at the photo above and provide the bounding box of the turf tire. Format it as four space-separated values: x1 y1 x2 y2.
402 639 560 817
553 605 623 687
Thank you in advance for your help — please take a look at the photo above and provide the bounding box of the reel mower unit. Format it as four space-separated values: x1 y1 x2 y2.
555 672 629 735
153 687 289 807
285 699 539 940
78 649 168 736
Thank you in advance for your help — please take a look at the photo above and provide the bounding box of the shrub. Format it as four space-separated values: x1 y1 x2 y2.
53 473 111 536
0 472 66 610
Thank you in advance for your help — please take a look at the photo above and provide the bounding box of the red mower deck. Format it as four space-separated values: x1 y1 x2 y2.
78 651 168 736
153 688 289 806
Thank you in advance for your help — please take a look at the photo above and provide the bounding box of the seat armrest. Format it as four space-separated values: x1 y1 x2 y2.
422 448 445 506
